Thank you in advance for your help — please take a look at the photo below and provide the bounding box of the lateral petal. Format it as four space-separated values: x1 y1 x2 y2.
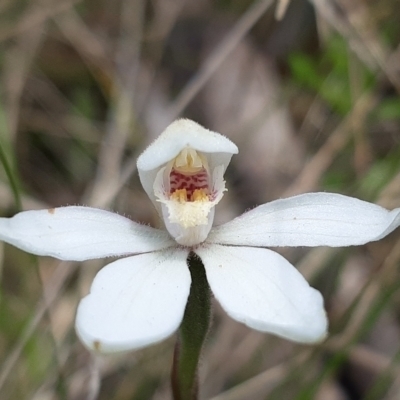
0 206 174 261
208 193 400 247
196 244 327 343
75 248 191 353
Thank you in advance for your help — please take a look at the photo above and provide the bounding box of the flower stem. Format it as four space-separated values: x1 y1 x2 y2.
171 252 211 400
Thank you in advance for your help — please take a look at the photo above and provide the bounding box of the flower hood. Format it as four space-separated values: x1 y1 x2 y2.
137 119 238 246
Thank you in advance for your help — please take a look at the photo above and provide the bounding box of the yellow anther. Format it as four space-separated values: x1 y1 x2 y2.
191 189 209 202
170 189 188 203
170 188 209 204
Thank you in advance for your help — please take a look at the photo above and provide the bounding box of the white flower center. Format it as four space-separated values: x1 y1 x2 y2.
164 149 213 229
169 150 210 206
153 147 226 241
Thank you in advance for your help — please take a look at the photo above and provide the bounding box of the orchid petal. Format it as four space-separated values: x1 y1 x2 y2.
0 206 174 261
208 193 400 247
137 119 238 214
76 248 191 353
196 244 327 343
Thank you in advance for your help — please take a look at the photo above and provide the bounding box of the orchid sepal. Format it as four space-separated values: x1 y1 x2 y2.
208 192 400 248
0 206 174 261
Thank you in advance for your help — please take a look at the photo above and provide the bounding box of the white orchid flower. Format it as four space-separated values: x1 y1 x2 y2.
1 119 399 353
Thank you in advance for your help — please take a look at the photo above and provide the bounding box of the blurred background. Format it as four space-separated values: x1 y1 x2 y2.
1 0 400 399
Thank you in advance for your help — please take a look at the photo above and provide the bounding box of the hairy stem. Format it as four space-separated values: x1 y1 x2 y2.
171 252 211 400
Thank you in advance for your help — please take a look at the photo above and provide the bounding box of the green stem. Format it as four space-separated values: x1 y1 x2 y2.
171 252 212 400
0 139 22 211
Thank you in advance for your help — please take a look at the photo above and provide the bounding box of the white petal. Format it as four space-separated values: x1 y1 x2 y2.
196 244 327 343
0 206 174 261
75 248 191 353
137 119 237 213
208 193 400 247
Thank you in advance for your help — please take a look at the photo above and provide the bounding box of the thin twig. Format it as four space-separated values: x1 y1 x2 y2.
209 351 310 400
85 0 145 207
166 0 275 120
284 92 376 196
0 262 75 390
0 0 82 42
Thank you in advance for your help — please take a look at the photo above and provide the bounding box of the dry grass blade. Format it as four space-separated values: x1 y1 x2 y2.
3 27 44 143
55 9 114 78
310 0 400 93
275 0 291 20
329 238 400 349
